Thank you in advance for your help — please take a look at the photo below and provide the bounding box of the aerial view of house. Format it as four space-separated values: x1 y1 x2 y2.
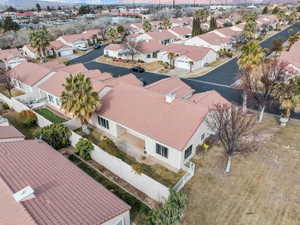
0 1 300 225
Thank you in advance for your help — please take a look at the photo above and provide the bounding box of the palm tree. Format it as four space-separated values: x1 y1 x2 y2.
189 61 194 73
273 76 300 119
143 20 152 32
61 73 100 134
162 18 172 30
167 52 175 68
238 40 265 113
242 18 257 41
238 40 265 70
29 27 51 62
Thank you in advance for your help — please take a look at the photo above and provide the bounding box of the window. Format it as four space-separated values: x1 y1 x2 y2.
184 145 193 160
201 133 206 141
156 143 168 158
98 116 109 129
48 95 55 104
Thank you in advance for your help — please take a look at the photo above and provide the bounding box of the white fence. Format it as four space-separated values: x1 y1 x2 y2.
173 161 195 192
70 131 170 202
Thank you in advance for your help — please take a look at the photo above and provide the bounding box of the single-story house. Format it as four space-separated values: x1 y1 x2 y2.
0 140 131 225
9 62 54 93
257 14 279 30
57 34 88 50
184 31 232 51
37 68 114 110
104 40 164 62
158 44 218 70
48 40 74 57
0 48 26 69
130 30 178 45
104 44 125 58
169 26 192 40
92 81 228 170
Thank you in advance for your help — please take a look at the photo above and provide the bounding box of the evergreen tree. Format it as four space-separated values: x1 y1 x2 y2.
3 16 19 32
192 17 203 37
272 6 279 14
209 17 217 30
36 3 41 12
262 6 268 14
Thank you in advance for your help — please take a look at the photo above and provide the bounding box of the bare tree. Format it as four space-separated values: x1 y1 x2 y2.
240 57 291 123
119 40 141 62
207 104 256 173
0 67 14 97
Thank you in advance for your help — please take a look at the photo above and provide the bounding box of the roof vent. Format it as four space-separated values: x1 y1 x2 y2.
13 186 35 202
165 93 176 103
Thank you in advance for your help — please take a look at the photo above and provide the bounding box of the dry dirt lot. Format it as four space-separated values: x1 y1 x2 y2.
183 115 300 225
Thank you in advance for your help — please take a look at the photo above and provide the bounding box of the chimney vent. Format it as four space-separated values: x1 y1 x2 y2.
165 93 176 103
13 186 35 202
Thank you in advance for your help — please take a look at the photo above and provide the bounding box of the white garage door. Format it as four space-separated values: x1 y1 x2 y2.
175 61 190 70
60 49 73 57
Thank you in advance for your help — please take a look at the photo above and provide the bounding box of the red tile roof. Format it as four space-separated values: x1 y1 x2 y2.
105 44 124 51
38 69 113 96
161 44 212 61
171 26 192 36
146 30 177 41
197 32 231 45
98 82 227 150
0 140 130 225
136 40 164 54
146 77 194 99
0 48 23 61
10 62 51 86
49 40 65 50
0 126 25 140
279 40 300 70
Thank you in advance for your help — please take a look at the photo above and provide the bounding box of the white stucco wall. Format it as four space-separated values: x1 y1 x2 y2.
91 114 185 170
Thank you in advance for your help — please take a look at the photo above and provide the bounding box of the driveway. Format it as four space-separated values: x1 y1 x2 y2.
69 47 105 64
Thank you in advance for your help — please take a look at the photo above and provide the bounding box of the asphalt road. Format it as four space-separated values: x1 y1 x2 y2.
69 22 300 119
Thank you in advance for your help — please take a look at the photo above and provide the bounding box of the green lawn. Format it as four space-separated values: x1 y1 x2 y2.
76 127 185 187
68 155 150 224
34 108 67 123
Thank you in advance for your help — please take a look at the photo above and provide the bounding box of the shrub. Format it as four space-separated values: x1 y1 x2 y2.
99 136 125 160
18 110 37 128
2 103 9 110
132 163 144 174
64 61 71 66
75 138 94 160
145 189 187 225
34 123 71 150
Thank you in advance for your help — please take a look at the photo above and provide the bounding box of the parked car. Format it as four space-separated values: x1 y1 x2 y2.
131 66 145 73
94 44 103 49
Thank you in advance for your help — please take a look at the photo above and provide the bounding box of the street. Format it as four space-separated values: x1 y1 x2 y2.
69 22 300 119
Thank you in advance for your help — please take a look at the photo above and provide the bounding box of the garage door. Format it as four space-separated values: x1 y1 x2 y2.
60 49 73 57
175 61 190 70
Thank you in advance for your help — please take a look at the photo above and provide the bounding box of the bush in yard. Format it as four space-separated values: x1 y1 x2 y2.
34 123 71 150
132 163 144 174
75 138 94 160
18 110 37 128
144 189 187 225
99 136 125 160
